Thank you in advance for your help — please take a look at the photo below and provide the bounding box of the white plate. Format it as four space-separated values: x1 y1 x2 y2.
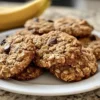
0 29 100 96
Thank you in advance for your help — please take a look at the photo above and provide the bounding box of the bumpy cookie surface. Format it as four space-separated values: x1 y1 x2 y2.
13 62 43 81
78 34 99 47
0 30 35 79
88 40 100 60
78 34 100 60
24 18 54 34
33 31 82 68
50 48 98 82
15 29 33 36
54 17 93 37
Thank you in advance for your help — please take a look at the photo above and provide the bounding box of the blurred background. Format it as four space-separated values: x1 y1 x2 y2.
0 0 100 11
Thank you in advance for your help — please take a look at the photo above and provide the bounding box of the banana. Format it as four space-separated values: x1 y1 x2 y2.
0 7 13 12
35 0 51 17
0 0 50 31
0 7 9 10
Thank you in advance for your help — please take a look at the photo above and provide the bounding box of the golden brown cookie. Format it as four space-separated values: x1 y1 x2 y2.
0 30 35 79
13 62 43 81
33 31 82 68
50 48 98 82
78 34 100 47
15 29 33 36
54 17 93 37
88 40 100 60
78 34 100 60
24 18 54 34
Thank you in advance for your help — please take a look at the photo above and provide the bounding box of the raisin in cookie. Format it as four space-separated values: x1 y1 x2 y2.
13 62 43 81
54 17 93 37
50 48 98 82
88 40 100 60
0 30 35 79
33 31 82 68
24 18 54 34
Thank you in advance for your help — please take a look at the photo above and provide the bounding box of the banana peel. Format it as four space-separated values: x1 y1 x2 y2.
0 7 11 11
0 0 51 31
35 0 51 17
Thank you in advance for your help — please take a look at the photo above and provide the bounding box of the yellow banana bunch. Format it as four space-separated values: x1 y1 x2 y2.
0 0 51 31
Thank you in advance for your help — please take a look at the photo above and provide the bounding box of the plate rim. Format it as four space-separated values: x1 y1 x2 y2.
0 29 100 96
0 78 99 96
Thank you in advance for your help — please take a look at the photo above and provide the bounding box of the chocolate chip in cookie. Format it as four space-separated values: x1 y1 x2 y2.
4 44 11 54
33 31 82 68
47 19 54 22
90 35 97 41
47 37 57 46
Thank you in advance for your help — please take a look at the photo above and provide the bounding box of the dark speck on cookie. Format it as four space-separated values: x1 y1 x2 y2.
47 37 57 46
90 35 96 41
6 35 9 38
0 39 6 45
47 19 54 22
34 18 39 22
4 44 10 54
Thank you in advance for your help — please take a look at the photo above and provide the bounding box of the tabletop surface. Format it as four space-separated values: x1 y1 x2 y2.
0 3 100 100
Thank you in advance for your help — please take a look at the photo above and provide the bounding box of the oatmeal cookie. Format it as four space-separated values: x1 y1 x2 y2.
88 40 100 60
15 29 33 36
78 34 99 47
50 48 98 82
33 31 82 68
54 17 93 37
78 34 100 60
24 18 54 34
0 30 35 79
13 62 43 81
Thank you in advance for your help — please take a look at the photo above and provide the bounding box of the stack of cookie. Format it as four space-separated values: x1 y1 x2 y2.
0 17 98 82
